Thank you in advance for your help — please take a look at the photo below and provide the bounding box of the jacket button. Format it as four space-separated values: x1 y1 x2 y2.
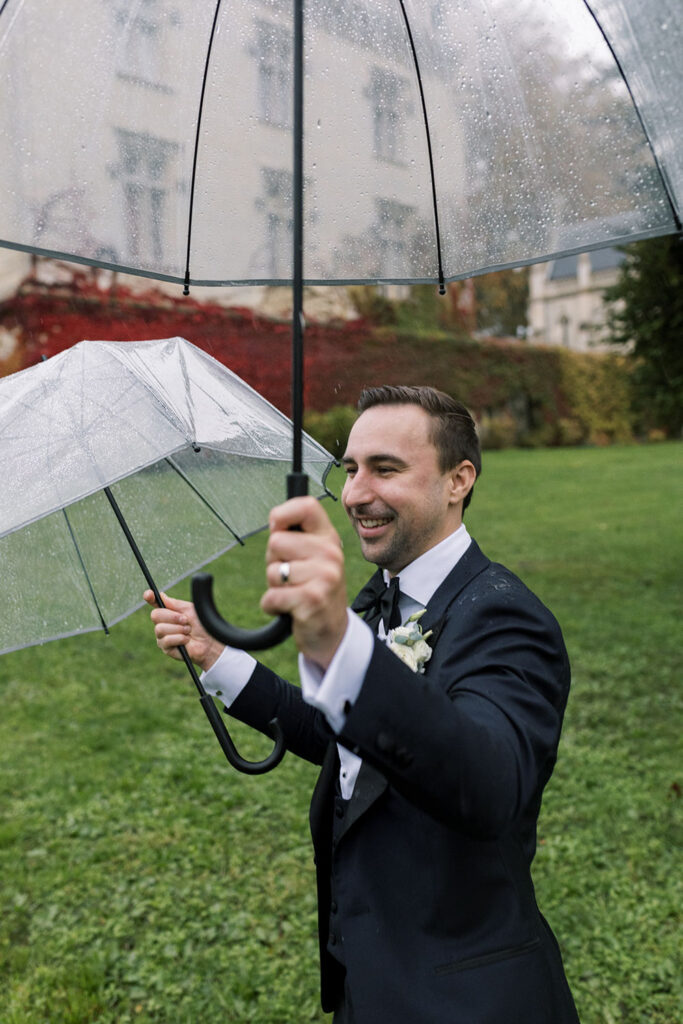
335 802 344 818
376 731 394 754
331 901 338 914
395 745 414 767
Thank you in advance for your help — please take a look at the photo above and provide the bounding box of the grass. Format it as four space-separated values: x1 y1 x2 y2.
1 442 681 1023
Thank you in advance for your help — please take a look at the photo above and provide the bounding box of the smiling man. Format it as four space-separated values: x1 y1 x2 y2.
148 385 580 1024
342 392 478 575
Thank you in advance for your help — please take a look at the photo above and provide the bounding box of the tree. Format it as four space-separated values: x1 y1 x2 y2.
604 235 683 437
474 267 529 337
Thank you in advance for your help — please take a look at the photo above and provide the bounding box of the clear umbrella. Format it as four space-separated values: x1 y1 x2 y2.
0 336 334 771
0 0 680 284
0 0 680 649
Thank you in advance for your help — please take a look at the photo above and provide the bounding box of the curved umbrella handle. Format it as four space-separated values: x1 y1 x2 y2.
192 571 292 651
193 471 309 653
199 691 286 775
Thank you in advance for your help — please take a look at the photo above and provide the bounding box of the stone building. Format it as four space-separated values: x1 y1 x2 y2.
527 246 624 352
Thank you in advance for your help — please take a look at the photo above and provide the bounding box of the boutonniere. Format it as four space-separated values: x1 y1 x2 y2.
387 610 433 674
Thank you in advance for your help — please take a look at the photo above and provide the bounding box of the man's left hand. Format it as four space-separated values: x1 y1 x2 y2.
261 497 348 670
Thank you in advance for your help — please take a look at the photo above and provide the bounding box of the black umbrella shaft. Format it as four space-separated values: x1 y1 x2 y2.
292 0 304 477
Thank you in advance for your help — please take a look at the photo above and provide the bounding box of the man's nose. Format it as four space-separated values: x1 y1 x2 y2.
343 470 374 507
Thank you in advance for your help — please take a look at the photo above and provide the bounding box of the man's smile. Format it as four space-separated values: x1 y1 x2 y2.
357 515 392 530
350 510 396 538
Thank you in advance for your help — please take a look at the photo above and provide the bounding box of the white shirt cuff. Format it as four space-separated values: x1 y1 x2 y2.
298 608 375 733
201 646 258 706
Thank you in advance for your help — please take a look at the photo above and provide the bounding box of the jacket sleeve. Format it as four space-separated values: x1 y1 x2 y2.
336 571 571 838
227 661 334 767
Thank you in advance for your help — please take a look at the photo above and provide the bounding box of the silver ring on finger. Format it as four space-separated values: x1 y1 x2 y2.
279 561 291 585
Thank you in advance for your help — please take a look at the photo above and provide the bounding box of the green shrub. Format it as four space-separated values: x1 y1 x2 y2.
556 350 633 445
347 286 397 326
478 412 518 450
304 405 357 459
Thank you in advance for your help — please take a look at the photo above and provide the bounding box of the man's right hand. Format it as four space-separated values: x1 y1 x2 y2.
144 590 225 673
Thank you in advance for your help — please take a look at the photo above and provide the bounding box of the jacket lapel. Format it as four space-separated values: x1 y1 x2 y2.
418 539 490 655
337 760 388 844
315 540 491 845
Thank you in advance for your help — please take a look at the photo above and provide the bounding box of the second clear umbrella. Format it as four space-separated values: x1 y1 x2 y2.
0 337 335 771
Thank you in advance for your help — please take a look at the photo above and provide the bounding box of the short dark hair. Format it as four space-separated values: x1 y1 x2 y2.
357 385 481 511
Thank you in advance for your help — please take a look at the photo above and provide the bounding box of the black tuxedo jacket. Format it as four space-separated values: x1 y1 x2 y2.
228 540 580 1023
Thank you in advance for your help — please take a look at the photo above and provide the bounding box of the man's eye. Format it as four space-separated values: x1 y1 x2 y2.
376 466 396 475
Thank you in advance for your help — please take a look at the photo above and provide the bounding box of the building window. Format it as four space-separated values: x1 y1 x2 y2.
369 67 409 164
112 0 178 90
255 20 291 128
558 312 571 348
259 168 293 279
114 130 177 266
375 198 415 277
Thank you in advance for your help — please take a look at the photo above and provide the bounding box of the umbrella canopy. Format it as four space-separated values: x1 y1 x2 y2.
0 337 333 655
0 0 680 289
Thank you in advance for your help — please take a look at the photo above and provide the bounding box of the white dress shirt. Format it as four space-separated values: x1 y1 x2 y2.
202 524 472 798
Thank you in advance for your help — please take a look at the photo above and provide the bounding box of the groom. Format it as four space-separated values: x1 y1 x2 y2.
148 385 580 1023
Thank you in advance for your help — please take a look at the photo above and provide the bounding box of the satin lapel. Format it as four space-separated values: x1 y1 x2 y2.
419 539 491 653
336 759 388 845
310 745 388 850
309 742 338 848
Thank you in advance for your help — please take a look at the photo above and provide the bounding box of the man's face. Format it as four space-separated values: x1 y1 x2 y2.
342 404 463 575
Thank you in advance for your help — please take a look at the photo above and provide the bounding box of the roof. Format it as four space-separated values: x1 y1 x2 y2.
548 246 625 280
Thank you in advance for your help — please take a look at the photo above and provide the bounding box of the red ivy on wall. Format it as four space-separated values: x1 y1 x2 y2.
0 272 374 414
4 268 613 445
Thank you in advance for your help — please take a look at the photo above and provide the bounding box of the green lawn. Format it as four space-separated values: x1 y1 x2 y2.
1 443 681 1023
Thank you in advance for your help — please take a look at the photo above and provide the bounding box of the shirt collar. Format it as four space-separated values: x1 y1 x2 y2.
381 523 471 607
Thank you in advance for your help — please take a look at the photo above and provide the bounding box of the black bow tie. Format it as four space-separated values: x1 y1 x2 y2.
352 573 403 634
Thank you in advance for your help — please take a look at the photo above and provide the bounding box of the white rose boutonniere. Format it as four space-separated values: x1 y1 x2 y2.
387 610 433 673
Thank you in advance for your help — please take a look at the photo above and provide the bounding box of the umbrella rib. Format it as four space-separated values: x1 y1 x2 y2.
183 0 224 294
582 1 681 230
104 344 200 447
164 456 245 545
61 508 110 636
102 485 208 698
102 484 287 774
396 0 446 293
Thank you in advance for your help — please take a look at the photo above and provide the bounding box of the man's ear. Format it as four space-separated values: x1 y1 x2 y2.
448 460 477 506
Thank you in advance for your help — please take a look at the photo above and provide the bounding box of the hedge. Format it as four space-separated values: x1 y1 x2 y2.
303 333 633 455
2 275 633 452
